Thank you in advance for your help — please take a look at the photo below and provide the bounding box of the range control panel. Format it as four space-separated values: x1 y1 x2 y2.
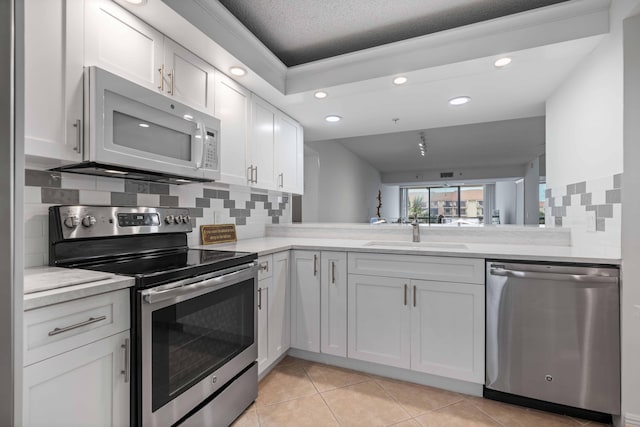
50 206 193 240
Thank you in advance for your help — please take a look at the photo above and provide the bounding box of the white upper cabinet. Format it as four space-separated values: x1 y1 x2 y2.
85 0 163 91
162 38 215 115
24 0 84 163
248 95 277 189
275 112 304 194
85 0 214 115
215 72 250 185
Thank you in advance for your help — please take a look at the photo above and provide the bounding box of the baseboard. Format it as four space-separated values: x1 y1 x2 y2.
625 413 640 426
287 348 483 396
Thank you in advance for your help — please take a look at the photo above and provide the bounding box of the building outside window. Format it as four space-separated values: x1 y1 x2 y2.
401 185 484 223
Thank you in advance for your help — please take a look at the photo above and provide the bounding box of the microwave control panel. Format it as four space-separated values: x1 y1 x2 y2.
203 130 218 170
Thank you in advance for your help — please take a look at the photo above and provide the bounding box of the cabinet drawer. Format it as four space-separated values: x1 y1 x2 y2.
24 289 130 366
348 252 484 284
257 255 273 281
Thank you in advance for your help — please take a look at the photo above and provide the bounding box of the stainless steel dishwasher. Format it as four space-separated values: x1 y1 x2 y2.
485 261 620 419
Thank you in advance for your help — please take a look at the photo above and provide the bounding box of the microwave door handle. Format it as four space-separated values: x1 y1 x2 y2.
194 122 205 169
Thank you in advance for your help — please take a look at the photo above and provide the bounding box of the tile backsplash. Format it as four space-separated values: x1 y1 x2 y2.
24 169 291 268
545 173 622 256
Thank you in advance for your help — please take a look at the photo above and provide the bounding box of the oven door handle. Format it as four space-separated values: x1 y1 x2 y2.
142 265 256 304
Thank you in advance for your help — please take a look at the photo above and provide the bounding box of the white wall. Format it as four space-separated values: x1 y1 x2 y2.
304 140 382 222
495 181 517 224
622 8 640 426
524 157 540 225
380 185 400 221
302 146 320 222
546 0 640 423
545 0 632 253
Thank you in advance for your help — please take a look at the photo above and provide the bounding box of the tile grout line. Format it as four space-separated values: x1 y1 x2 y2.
301 363 344 426
463 398 507 427
367 377 414 424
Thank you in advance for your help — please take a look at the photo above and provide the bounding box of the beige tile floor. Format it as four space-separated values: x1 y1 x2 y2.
232 356 610 427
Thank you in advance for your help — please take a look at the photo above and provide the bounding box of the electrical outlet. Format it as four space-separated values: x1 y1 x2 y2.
586 210 596 232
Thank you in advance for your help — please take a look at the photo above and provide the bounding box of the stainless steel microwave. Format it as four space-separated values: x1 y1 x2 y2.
57 66 220 183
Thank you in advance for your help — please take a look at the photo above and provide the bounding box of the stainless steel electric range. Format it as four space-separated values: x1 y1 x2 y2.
49 205 259 427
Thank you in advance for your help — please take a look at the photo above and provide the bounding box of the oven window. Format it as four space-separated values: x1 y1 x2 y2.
151 278 254 411
113 111 192 161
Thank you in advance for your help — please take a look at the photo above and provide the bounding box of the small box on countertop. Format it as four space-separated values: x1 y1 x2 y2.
200 224 237 245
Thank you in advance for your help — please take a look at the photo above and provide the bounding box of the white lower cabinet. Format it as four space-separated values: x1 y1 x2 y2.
257 276 270 373
411 280 484 382
290 250 321 352
347 274 411 368
320 251 348 357
23 289 131 427
257 252 291 375
347 253 485 384
23 330 130 427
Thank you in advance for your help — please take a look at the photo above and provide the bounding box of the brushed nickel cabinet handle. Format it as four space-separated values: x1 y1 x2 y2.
254 166 258 183
413 285 417 307
260 261 269 272
331 261 336 284
404 284 408 306
121 338 130 383
48 315 107 336
72 119 82 153
168 69 175 95
279 173 284 188
258 288 262 310
247 165 253 182
313 254 318 276
158 65 165 91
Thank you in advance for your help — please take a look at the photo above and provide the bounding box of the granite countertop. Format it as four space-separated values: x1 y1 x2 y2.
192 237 621 265
24 266 135 311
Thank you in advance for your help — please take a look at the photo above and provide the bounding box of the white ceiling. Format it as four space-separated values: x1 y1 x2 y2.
215 0 569 66
136 0 610 177
335 116 546 174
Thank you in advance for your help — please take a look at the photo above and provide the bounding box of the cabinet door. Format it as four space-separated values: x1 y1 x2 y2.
162 38 215 115
24 0 83 163
257 280 270 375
23 331 130 427
321 251 347 357
348 274 411 369
85 0 163 91
290 250 320 352
249 95 276 189
215 73 250 185
410 280 484 383
275 113 303 194
269 251 291 360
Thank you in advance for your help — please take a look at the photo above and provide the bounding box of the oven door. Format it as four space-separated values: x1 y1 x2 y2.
87 66 220 180
139 263 258 427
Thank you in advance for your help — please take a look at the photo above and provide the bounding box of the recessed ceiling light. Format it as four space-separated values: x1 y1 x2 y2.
449 96 471 106
104 169 128 175
325 115 342 123
175 179 192 183
229 66 247 77
138 123 150 128
393 76 408 85
314 91 328 99
494 57 512 68
123 0 146 4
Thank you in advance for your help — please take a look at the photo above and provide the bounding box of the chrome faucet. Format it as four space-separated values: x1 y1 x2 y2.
411 219 420 242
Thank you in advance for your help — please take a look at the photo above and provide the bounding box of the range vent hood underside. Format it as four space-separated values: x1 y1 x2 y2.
51 162 211 185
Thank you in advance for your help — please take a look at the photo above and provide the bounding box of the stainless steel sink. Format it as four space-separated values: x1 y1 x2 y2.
364 241 468 249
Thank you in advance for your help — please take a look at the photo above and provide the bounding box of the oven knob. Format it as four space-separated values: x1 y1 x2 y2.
81 215 97 227
63 216 80 229
175 215 184 224
183 215 191 224
165 215 175 224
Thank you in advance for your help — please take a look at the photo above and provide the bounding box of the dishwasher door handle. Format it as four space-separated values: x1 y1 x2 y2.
489 268 618 284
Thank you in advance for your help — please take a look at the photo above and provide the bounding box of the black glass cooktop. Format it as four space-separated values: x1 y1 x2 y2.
80 248 256 288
